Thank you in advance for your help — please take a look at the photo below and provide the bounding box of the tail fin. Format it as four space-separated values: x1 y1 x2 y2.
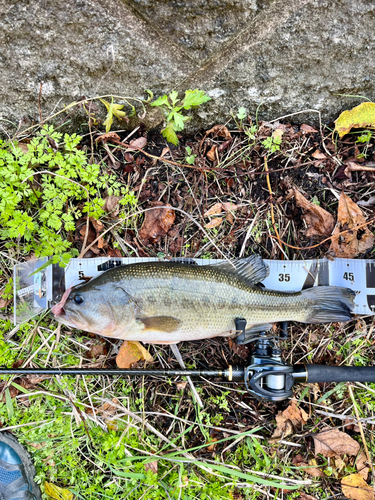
302 286 355 323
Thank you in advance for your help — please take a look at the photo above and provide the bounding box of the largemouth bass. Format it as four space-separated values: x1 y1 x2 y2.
51 256 355 344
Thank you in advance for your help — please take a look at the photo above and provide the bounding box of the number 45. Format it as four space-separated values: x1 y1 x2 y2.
343 272 354 281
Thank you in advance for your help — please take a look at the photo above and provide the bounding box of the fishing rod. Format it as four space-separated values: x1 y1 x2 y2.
2 321 375 403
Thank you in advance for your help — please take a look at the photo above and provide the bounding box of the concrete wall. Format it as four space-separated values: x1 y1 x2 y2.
1 0 374 134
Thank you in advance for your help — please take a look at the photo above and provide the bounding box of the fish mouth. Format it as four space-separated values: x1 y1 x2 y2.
50 286 87 329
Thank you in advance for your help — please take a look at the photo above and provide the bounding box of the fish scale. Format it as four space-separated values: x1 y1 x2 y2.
52 256 356 344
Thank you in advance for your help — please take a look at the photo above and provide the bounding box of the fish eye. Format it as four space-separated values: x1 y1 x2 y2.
74 294 84 305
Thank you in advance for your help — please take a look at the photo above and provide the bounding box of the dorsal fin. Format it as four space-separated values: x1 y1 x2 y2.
207 255 269 284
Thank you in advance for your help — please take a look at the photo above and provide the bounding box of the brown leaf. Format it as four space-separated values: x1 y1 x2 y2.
79 221 96 244
272 128 284 141
103 196 122 217
107 248 123 258
293 189 335 237
300 124 318 134
0 297 11 309
341 473 374 500
271 400 308 440
356 451 370 480
344 161 375 179
145 461 158 474
312 150 326 159
298 493 318 500
95 132 121 143
207 438 218 452
128 137 147 150
116 341 153 368
222 202 239 212
304 459 325 477
205 124 232 140
226 212 234 224
176 381 187 391
86 398 119 417
204 203 223 217
314 428 360 458
207 145 218 162
204 217 223 229
329 192 375 258
90 218 104 233
87 342 107 359
138 202 175 243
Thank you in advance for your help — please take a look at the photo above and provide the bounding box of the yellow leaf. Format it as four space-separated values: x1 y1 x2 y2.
341 473 374 500
44 482 74 500
100 99 127 133
334 102 375 138
116 340 153 368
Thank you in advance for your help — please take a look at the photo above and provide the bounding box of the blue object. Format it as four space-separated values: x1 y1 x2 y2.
0 433 41 500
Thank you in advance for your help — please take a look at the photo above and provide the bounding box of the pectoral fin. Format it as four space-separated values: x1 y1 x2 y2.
137 316 181 333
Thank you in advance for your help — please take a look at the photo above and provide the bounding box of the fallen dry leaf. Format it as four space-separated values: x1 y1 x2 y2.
329 192 375 258
176 381 187 391
344 161 375 179
205 217 223 229
226 212 234 224
145 461 158 474
90 218 104 233
335 102 375 138
341 473 374 500
300 124 318 134
298 493 318 500
86 398 119 417
312 150 326 159
272 128 284 141
222 202 239 212
103 196 122 217
304 459 325 477
271 400 308 440
207 438 218 452
138 202 175 243
356 451 370 480
17 142 30 154
313 428 360 458
207 145 218 162
0 297 11 308
95 132 121 143
87 341 107 359
293 189 335 237
311 149 326 166
128 137 147 150
204 203 223 217
116 340 153 368
205 124 232 140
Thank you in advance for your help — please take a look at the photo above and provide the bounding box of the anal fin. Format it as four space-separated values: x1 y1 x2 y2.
236 323 272 345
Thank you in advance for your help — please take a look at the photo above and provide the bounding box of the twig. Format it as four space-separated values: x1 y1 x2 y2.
270 217 375 251
264 156 281 244
79 205 236 267
108 137 207 171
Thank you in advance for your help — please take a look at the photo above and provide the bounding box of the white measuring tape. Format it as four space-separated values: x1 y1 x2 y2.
14 257 375 324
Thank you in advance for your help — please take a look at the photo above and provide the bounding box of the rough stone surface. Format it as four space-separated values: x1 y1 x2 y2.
0 0 375 136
